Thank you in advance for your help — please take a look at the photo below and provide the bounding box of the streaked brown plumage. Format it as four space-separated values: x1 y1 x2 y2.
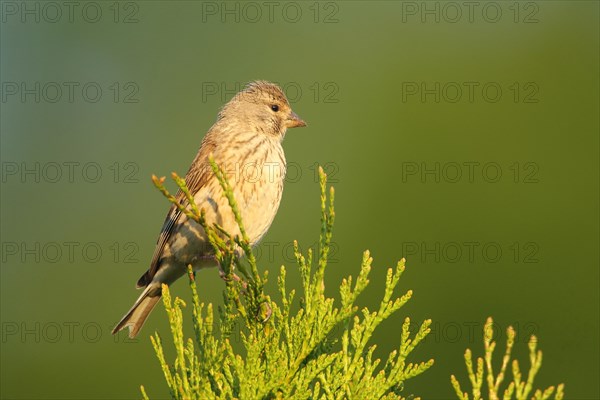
112 81 306 338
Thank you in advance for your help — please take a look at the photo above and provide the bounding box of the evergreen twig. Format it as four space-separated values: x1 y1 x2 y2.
450 317 564 400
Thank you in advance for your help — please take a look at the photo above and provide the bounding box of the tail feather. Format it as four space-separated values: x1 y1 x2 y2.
112 284 161 338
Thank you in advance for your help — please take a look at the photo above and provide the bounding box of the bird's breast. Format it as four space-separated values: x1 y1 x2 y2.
231 141 286 245
202 138 286 246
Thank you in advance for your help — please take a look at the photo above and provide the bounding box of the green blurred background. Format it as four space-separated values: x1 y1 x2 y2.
1 1 598 399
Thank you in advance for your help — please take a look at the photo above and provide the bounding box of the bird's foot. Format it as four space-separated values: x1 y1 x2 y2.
218 268 248 290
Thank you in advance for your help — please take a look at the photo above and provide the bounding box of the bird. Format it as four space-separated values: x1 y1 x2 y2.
112 81 306 338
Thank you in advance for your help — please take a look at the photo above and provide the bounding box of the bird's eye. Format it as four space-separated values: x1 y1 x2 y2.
271 104 279 112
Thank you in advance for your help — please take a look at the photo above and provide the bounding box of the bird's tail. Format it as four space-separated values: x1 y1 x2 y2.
112 283 161 338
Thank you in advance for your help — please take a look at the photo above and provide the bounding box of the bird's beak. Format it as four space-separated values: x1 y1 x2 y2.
286 111 306 128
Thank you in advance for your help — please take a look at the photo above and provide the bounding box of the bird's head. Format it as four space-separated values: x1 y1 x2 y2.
218 80 306 139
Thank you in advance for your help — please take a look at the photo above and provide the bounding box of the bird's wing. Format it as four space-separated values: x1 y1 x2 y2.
137 139 217 288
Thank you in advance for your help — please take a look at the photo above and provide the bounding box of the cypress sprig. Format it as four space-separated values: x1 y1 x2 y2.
450 317 564 400
142 164 433 399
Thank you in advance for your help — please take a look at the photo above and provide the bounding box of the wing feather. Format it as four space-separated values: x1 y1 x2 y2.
137 137 217 287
